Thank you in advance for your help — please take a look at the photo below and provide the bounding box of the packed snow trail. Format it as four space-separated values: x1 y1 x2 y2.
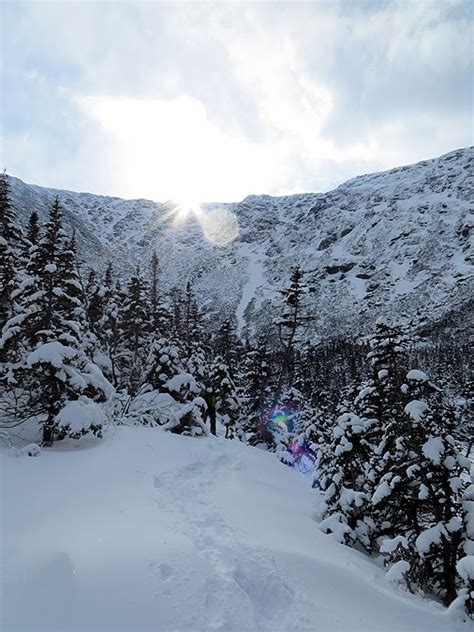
1 428 468 631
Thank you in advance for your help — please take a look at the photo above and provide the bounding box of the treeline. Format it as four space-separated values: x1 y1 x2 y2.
0 171 472 617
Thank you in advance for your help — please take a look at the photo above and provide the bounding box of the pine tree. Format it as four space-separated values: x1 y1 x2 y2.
209 356 244 440
0 170 23 329
181 280 204 355
85 269 104 334
214 318 240 367
150 251 160 330
319 412 376 550
26 210 40 246
118 268 151 394
148 251 171 335
145 337 207 435
457 476 474 617
274 265 313 400
355 317 410 421
96 264 122 387
379 387 470 606
0 198 111 444
241 333 272 440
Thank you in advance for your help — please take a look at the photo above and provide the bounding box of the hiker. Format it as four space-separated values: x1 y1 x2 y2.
203 385 217 436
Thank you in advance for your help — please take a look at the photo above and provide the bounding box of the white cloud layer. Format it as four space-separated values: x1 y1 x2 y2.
1 0 472 202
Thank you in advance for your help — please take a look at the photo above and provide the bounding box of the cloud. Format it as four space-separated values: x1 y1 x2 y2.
1 0 472 201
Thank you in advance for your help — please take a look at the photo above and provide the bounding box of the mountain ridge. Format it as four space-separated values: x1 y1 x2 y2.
8 146 473 340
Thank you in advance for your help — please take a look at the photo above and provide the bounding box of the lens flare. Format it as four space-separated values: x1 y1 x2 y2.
201 208 239 247
263 404 299 435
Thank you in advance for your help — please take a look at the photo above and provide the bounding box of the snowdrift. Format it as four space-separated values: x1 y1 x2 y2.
1 428 468 631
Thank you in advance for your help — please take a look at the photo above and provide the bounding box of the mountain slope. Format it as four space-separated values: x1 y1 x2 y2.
1 428 467 631
8 147 473 339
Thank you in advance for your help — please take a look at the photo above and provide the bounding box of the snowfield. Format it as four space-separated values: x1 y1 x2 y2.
1 428 470 632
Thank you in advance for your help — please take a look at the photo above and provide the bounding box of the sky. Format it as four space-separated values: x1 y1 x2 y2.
1 0 473 203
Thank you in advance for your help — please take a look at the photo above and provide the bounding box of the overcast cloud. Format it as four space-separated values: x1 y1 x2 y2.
1 0 473 202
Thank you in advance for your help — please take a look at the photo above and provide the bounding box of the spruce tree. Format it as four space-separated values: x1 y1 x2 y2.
241 334 272 438
319 412 376 550
145 337 206 435
214 318 240 367
118 268 151 394
379 385 470 607
96 265 122 387
0 170 23 329
26 210 40 246
0 198 111 444
274 265 312 401
209 356 244 440
148 251 171 335
457 477 474 617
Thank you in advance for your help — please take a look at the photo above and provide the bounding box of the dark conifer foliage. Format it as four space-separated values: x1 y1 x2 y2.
26 210 40 246
0 170 24 328
118 268 151 394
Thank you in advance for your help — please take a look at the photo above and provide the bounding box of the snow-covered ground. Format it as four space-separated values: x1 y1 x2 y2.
1 429 469 631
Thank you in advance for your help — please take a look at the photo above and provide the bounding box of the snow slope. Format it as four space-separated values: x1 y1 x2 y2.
7 147 473 339
1 428 468 631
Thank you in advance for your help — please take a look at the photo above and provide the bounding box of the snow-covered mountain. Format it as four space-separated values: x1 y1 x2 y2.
8 147 473 340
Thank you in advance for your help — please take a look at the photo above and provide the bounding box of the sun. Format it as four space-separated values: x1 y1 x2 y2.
172 197 204 226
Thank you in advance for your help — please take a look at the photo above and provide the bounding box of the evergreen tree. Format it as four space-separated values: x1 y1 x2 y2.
181 280 204 355
241 334 272 439
319 412 376 550
26 210 40 246
145 337 206 435
457 476 474 617
85 269 105 335
96 265 123 387
117 268 151 394
214 318 240 367
148 251 171 335
274 265 312 400
0 198 111 444
209 356 244 440
379 384 470 606
0 170 23 329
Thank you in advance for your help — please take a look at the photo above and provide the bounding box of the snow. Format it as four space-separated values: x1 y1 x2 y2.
404 399 429 422
416 523 447 555
27 341 77 368
457 556 474 581
407 369 429 382
1 427 462 631
372 480 392 504
235 242 267 338
422 437 445 465
8 147 474 340
165 372 198 393
16 443 42 457
55 397 106 433
386 560 411 583
380 535 409 554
